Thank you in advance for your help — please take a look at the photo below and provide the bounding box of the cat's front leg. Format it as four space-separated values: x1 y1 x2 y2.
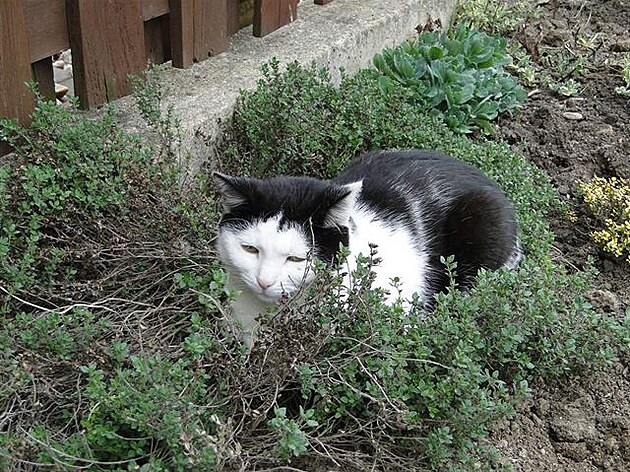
230 289 267 349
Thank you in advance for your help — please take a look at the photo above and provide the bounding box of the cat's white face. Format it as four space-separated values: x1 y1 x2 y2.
217 213 315 303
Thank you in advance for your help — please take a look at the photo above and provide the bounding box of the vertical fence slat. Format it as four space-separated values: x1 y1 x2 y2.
228 0 240 36
0 0 34 128
194 0 228 60
253 0 298 37
66 0 146 109
171 0 228 68
170 0 195 68
31 58 56 102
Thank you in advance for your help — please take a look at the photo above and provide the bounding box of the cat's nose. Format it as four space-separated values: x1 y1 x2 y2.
256 277 274 290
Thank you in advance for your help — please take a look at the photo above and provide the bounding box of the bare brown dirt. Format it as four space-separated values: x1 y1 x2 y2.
489 1 630 470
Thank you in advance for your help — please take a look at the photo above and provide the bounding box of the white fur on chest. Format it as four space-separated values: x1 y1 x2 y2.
344 206 428 303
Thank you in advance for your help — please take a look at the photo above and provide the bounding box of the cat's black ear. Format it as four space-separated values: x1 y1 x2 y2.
324 181 363 228
213 172 250 212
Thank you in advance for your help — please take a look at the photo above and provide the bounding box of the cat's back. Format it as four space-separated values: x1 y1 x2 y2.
335 149 497 197
333 149 507 228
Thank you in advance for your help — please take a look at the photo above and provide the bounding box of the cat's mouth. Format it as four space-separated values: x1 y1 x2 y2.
256 292 284 303
253 288 293 303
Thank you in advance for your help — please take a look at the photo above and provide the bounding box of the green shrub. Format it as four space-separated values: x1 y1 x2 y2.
75 356 219 469
220 59 349 177
0 100 151 299
268 407 317 459
1 265 238 471
253 252 629 471
372 24 526 133
4 308 110 361
0 87 230 470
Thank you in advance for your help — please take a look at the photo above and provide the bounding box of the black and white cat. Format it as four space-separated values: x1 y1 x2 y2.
214 150 522 347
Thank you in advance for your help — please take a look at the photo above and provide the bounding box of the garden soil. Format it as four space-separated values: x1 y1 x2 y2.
488 0 630 470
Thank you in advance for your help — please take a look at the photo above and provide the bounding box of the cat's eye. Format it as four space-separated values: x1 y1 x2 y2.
242 244 259 254
286 255 306 263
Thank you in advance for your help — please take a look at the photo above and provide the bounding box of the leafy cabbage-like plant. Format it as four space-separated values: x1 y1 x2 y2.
373 24 526 133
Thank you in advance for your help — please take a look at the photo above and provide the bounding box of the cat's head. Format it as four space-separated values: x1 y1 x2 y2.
213 172 362 303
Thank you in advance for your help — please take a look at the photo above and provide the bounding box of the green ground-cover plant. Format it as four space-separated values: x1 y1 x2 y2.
0 99 151 299
285 256 627 471
579 176 630 264
0 86 230 470
372 24 526 133
130 67 182 164
1 41 629 472
217 60 629 470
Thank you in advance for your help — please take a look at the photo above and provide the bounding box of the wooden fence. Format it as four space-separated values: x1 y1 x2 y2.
0 0 334 130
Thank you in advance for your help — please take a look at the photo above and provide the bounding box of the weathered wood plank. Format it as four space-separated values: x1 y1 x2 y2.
172 0 228 67
228 0 240 35
145 15 172 64
194 0 229 60
253 0 298 38
66 0 146 109
143 0 170 20
24 0 170 62
25 0 69 63
170 0 195 68
0 0 35 126
31 58 56 102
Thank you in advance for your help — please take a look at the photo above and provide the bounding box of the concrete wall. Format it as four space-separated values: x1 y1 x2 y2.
115 0 456 172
